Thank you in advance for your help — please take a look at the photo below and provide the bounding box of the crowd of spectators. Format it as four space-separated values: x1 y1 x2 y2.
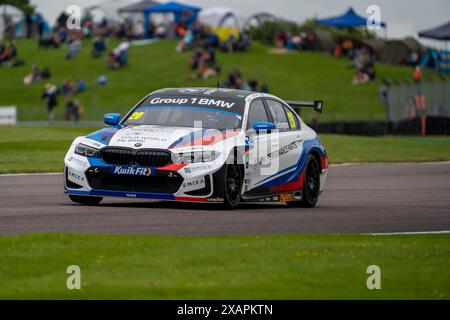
40 77 87 122
275 31 317 51
221 69 269 93
0 41 22 67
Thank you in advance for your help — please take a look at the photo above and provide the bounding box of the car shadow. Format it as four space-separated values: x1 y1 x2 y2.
94 200 287 211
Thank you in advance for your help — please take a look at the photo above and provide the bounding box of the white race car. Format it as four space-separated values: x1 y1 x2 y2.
64 88 328 209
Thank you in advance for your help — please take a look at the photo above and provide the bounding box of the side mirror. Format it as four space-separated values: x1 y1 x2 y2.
252 121 275 134
104 113 121 126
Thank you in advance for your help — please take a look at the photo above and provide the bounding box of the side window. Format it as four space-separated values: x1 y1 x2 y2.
246 100 269 129
283 105 300 130
266 100 289 131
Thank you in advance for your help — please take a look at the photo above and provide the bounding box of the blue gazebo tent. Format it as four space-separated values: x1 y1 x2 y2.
143 1 201 37
316 7 386 28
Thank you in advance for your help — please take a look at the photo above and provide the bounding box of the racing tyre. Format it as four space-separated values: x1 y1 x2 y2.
222 162 243 210
287 155 320 208
69 195 103 205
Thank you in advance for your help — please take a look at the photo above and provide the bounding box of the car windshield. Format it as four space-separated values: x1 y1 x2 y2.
123 95 244 130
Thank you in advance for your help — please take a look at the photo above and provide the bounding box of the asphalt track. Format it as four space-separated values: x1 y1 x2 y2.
0 162 449 235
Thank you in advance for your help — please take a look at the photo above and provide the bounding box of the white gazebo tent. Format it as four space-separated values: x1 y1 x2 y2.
241 12 277 30
84 0 136 25
198 7 240 41
0 4 24 40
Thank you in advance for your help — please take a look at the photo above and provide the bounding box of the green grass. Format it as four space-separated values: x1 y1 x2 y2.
0 39 420 122
0 233 448 299
1 126 450 173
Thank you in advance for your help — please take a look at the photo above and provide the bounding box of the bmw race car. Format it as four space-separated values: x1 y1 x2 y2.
64 88 328 209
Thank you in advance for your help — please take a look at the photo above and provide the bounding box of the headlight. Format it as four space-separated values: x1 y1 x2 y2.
75 144 100 157
172 150 220 163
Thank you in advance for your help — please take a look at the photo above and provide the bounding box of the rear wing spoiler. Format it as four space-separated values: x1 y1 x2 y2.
285 100 323 113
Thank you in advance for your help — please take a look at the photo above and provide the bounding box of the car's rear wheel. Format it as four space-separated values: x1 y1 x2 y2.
223 162 243 210
69 195 103 205
287 155 320 208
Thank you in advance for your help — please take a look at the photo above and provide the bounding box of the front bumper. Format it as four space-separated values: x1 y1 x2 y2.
64 153 223 203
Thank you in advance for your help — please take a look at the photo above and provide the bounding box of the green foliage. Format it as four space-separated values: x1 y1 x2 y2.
248 18 376 44
0 0 34 14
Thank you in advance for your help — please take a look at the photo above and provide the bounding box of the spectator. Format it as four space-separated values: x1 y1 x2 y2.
0 41 17 64
42 83 59 121
64 97 82 121
155 24 167 38
92 36 107 58
38 32 61 48
61 79 74 95
413 66 422 83
23 65 47 85
188 46 219 79
66 36 82 59
108 39 130 69
76 77 87 93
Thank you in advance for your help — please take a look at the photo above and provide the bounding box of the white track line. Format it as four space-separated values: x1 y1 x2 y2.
370 230 450 235
331 161 450 167
1 161 449 177
0 172 62 177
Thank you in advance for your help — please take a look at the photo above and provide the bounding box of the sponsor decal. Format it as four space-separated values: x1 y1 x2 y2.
259 139 303 166
125 193 137 198
112 166 153 176
182 176 206 192
134 142 142 147
148 97 235 109
67 168 85 184
280 193 294 202
207 197 224 202
67 155 88 167
183 163 214 173
178 88 205 93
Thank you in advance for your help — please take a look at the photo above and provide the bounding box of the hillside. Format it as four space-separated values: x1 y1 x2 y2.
0 39 416 122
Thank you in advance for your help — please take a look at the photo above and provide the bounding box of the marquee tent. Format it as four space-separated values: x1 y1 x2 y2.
0 4 24 40
119 0 159 13
361 38 387 59
242 12 277 30
419 20 450 41
143 1 201 37
419 20 450 73
316 7 386 28
380 37 425 65
309 29 335 52
85 0 135 23
198 7 239 41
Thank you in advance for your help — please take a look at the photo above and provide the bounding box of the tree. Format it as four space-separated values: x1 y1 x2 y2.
0 0 34 15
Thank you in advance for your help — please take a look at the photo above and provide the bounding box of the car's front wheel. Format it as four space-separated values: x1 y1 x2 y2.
223 162 243 210
287 155 320 208
69 195 103 205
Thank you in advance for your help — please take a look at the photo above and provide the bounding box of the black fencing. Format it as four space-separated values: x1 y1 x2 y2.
309 116 450 136
379 77 449 135
309 77 450 136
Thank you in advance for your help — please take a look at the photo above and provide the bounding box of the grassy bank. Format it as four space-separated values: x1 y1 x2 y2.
0 233 448 299
0 39 416 122
1 126 450 173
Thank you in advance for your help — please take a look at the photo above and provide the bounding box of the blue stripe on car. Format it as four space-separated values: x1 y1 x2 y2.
66 189 175 200
138 106 242 117
85 125 122 145
261 138 325 188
